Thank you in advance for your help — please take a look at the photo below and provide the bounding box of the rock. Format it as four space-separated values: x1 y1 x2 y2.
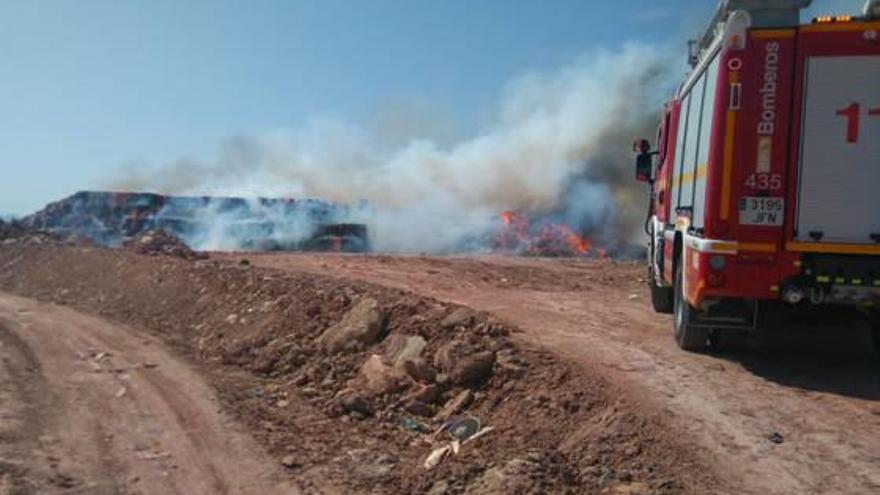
441 308 476 329
495 349 527 379
428 479 451 495
437 389 473 420
434 340 496 384
468 466 507 494
449 351 495 385
281 455 300 468
383 334 427 367
404 400 432 417
300 386 319 397
358 354 408 394
383 334 435 381
318 298 388 353
342 395 374 416
402 358 436 383
347 449 396 481
405 384 441 405
434 340 468 371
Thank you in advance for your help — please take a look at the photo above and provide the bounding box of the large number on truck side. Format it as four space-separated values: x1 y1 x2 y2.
835 102 880 144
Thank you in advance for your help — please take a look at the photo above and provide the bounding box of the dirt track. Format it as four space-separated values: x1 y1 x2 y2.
0 292 299 495
0 236 877 494
231 253 880 495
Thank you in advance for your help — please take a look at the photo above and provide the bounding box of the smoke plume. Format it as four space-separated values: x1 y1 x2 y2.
111 43 677 253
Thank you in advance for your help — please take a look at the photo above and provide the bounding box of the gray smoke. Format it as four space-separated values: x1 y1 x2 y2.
111 43 678 253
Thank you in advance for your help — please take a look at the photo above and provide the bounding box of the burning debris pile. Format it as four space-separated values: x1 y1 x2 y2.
23 191 369 253
492 211 604 257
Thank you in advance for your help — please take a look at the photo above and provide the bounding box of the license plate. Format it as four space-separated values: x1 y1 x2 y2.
739 197 784 226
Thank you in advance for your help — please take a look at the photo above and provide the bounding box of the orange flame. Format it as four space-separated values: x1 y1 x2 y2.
495 210 593 257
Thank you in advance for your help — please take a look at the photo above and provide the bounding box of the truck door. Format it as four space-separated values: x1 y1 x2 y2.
792 22 880 245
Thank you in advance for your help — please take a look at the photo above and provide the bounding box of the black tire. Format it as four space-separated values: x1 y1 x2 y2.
648 247 673 314
651 282 674 314
673 261 709 352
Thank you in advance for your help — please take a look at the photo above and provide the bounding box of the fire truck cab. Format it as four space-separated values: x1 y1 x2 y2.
636 0 880 351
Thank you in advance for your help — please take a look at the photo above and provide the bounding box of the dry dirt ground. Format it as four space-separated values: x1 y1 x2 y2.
226 252 880 495
0 234 877 494
0 238 712 495
0 293 298 495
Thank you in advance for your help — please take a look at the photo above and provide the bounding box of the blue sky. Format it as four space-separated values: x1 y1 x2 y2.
0 0 864 215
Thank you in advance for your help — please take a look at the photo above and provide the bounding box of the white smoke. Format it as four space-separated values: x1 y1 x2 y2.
112 43 678 253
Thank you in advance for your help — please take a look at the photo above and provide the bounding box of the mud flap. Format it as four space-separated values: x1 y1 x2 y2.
689 299 759 331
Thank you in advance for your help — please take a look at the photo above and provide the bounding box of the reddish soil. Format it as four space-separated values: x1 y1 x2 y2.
0 239 714 494
0 293 298 495
221 252 880 495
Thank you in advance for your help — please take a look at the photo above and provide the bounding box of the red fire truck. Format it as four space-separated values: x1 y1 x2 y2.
635 0 880 351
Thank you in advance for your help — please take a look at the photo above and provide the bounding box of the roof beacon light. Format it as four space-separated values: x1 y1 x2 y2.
725 10 751 50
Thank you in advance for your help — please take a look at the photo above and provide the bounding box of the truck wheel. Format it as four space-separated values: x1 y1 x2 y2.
673 261 708 352
648 252 673 313
651 281 674 314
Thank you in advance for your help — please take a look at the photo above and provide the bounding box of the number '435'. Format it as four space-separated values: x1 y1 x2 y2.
744 173 782 190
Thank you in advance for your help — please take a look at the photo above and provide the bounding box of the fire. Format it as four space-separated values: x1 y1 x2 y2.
495 210 593 257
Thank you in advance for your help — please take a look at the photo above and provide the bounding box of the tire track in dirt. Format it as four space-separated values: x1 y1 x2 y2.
0 292 300 495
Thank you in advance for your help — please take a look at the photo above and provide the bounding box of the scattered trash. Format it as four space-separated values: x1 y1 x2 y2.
447 416 480 441
768 432 784 444
115 386 127 398
424 445 452 470
424 418 494 470
449 439 461 455
401 416 431 434
464 426 494 445
628 294 639 300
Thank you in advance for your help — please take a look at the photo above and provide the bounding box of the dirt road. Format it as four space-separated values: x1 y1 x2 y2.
233 253 880 495
0 292 299 495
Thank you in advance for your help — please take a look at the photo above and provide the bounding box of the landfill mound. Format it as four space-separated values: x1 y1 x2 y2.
22 191 369 252
0 239 711 494
122 229 205 260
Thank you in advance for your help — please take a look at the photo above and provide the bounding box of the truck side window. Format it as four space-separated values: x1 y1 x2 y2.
657 111 672 170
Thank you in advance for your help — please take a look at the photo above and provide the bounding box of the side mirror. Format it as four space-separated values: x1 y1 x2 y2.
635 153 653 182
633 138 654 183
